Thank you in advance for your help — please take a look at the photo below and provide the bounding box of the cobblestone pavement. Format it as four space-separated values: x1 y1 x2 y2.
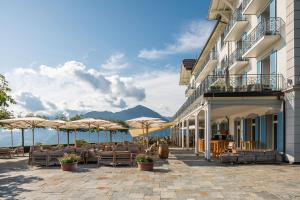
0 148 300 200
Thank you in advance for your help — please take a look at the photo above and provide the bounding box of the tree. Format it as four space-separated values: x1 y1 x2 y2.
69 114 82 121
0 74 15 119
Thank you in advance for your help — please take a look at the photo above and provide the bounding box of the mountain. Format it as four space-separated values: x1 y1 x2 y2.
83 105 169 121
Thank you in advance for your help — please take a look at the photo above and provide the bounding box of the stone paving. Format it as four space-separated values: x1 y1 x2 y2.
0 148 300 200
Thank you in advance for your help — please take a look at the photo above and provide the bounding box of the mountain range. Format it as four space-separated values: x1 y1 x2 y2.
83 105 170 121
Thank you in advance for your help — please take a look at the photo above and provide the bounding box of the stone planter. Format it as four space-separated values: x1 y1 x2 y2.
60 162 78 171
138 162 154 171
158 144 169 159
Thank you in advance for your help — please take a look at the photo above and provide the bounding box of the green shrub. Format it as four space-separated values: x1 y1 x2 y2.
135 154 154 163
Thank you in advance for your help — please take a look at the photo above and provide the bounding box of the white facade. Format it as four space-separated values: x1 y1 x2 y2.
172 0 300 163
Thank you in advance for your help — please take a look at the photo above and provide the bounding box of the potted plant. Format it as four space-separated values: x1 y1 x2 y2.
136 154 154 171
58 153 81 171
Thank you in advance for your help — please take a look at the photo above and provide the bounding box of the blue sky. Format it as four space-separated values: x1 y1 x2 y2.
0 0 214 117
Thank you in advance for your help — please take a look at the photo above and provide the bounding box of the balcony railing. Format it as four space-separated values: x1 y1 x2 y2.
242 0 251 12
224 8 247 39
228 48 248 67
243 17 284 52
194 51 218 80
185 84 195 95
173 74 285 120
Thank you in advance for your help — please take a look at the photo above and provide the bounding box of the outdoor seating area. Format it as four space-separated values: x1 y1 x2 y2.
28 142 145 167
0 147 24 158
197 139 282 164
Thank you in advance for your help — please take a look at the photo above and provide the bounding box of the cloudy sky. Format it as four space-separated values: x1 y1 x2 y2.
0 0 215 117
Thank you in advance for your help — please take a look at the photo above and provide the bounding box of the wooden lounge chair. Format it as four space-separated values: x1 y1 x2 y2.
48 151 64 166
15 147 25 156
97 151 115 167
85 149 99 164
114 151 132 167
31 151 49 167
0 148 13 158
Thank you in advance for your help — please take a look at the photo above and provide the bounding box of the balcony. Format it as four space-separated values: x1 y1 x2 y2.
228 49 249 73
224 9 248 41
243 17 284 58
195 51 218 83
242 0 269 15
173 74 285 120
185 84 195 97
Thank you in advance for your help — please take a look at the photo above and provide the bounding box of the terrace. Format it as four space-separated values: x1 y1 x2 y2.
1 149 300 199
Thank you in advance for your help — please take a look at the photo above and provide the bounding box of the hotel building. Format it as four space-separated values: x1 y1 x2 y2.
171 0 300 163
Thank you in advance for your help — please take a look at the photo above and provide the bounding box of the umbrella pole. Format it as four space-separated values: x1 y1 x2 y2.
146 126 149 149
21 129 24 148
32 128 35 148
67 130 70 146
11 129 13 148
57 129 60 145
88 125 91 143
74 129 77 144
110 131 112 143
97 129 100 144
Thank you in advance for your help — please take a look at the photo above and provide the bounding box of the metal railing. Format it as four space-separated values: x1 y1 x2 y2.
243 17 284 52
185 84 195 95
173 74 285 120
228 48 248 67
194 51 218 80
242 0 251 12
224 8 247 38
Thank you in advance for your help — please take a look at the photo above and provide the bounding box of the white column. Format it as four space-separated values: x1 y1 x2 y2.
240 118 244 142
182 123 185 149
207 103 211 160
204 111 207 159
177 124 181 147
195 113 199 155
186 119 190 148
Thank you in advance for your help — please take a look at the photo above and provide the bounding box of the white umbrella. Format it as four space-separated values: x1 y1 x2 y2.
70 118 112 143
126 117 166 147
0 117 46 148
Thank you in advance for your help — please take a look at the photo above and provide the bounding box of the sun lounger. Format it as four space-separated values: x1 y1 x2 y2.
15 147 25 156
97 151 115 167
114 151 132 166
85 149 99 164
31 151 49 167
0 148 13 158
48 151 64 166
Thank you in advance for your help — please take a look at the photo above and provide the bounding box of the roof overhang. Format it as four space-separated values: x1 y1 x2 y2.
179 63 192 85
208 0 236 21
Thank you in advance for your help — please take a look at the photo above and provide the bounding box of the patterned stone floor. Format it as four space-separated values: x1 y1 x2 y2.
0 148 300 200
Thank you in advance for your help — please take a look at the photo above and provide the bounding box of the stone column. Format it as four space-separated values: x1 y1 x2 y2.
181 121 185 148
205 104 211 160
195 112 199 155
186 119 190 148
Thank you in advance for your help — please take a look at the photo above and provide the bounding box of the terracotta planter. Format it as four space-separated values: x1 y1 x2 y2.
158 144 169 159
60 162 78 171
138 162 154 171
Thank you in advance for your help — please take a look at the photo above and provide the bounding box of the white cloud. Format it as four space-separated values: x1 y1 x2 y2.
101 53 128 71
6 60 147 115
138 20 215 59
5 60 184 117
